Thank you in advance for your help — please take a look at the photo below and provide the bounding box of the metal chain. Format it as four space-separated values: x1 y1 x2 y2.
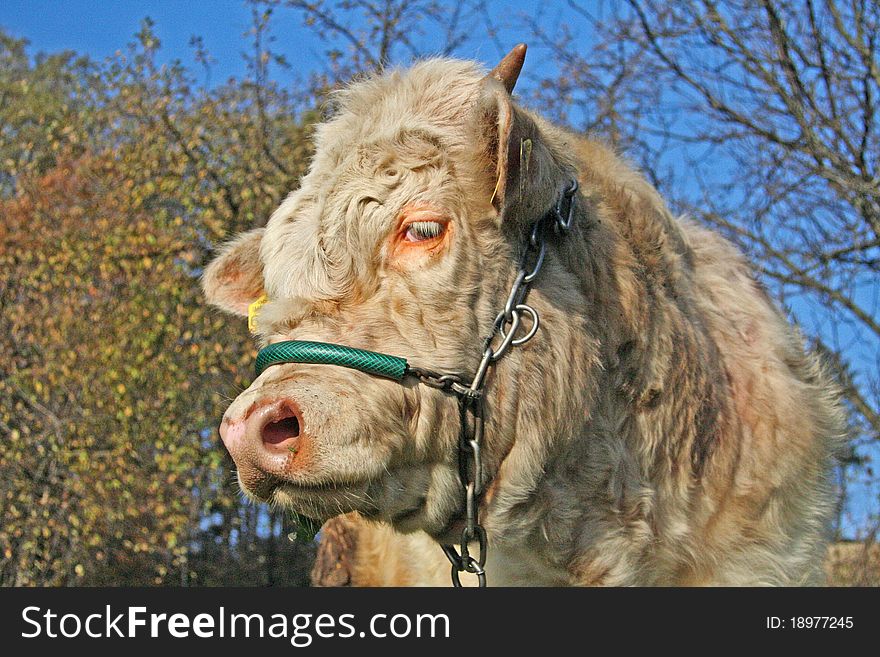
429 179 578 587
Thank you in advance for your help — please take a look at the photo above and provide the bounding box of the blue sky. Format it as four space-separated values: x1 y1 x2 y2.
1 0 328 82
0 0 545 86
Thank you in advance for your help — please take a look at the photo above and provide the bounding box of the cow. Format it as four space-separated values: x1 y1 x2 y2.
202 45 844 586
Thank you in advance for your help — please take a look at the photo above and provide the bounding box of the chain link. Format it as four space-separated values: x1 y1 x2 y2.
439 179 578 587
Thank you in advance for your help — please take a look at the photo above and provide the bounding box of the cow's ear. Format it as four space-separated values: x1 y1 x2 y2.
476 44 568 226
202 228 265 316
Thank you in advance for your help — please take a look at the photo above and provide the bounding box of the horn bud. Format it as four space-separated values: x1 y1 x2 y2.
487 43 527 94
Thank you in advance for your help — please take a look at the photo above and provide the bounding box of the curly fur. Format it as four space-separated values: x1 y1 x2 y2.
204 51 845 586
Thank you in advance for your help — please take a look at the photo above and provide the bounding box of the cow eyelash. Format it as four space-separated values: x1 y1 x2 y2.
404 220 446 242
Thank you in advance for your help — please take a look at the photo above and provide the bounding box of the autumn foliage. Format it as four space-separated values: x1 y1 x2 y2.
0 22 316 586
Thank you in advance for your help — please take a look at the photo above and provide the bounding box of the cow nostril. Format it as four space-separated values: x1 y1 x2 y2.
261 406 301 448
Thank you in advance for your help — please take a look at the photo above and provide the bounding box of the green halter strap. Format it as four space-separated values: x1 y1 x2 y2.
255 340 408 381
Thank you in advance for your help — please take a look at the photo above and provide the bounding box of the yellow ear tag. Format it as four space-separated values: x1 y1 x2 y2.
247 295 269 333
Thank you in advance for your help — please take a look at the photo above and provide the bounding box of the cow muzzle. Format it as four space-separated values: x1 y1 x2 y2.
219 398 307 498
216 362 410 516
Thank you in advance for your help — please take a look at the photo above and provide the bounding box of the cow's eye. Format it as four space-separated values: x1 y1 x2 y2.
404 220 446 242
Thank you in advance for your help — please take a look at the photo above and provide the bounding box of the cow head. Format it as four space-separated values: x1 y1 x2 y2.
203 45 580 541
